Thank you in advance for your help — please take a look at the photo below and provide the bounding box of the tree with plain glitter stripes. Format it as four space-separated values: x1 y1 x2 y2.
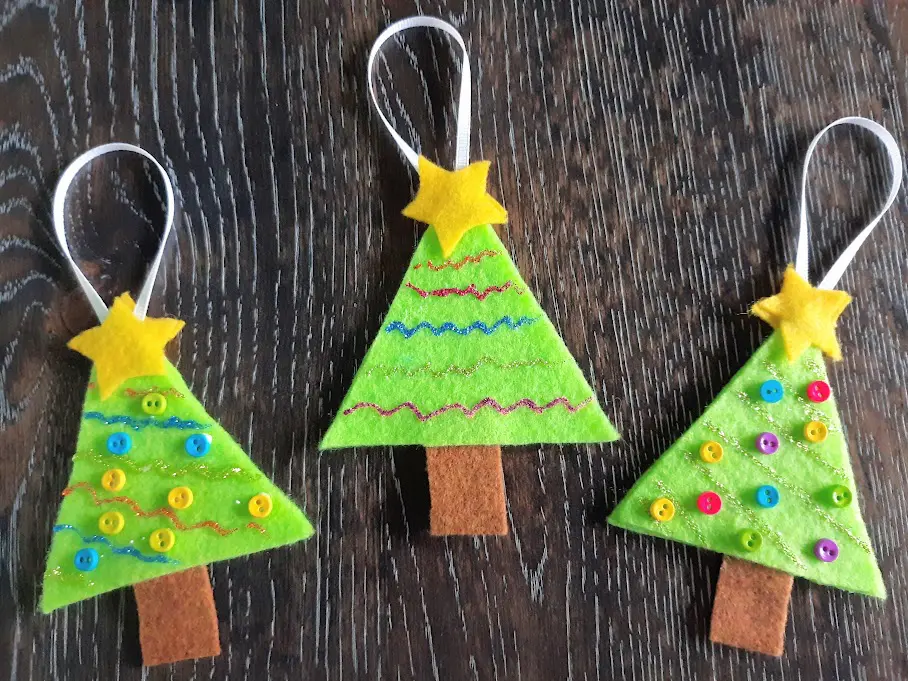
610 117 900 657
44 144 314 666
322 18 618 536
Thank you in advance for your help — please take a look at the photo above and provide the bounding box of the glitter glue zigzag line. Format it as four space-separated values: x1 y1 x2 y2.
405 281 526 301
364 356 567 379
123 387 186 399
72 451 263 481
63 482 240 537
52 524 179 565
343 396 593 421
412 250 500 271
384 316 538 338
83 412 211 431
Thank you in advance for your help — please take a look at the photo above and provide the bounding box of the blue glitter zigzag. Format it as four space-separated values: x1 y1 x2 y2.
52 524 179 565
385 316 538 339
83 412 211 431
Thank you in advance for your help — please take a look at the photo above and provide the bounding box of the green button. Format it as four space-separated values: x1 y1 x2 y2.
738 529 763 552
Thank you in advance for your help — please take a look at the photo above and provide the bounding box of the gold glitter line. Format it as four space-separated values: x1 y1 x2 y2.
734 391 846 477
653 479 708 545
46 566 96 588
123 387 186 399
703 422 872 555
684 451 806 569
760 362 838 429
364 356 567 379
72 451 263 482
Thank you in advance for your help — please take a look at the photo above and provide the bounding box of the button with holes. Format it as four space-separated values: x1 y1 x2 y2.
759 379 784 403
814 538 839 562
74 548 99 571
149 528 176 553
101 468 126 492
106 432 132 456
248 493 273 519
167 486 194 510
807 380 831 403
804 420 828 443
184 433 212 458
697 491 722 515
738 529 763 552
755 432 780 455
755 485 780 508
98 511 125 535
699 441 724 463
141 392 168 415
830 485 853 508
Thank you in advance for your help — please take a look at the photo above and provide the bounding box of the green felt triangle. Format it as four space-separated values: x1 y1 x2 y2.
609 332 884 598
321 225 619 448
41 362 314 613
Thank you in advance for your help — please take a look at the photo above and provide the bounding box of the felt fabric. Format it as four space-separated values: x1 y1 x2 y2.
710 557 793 656
134 566 221 666
608 331 884 598
67 294 185 399
41 361 315 613
320 225 619 448
751 266 852 362
402 156 508 257
426 445 508 536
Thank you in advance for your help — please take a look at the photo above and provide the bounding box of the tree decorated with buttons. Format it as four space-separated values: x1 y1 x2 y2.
43 144 313 666
609 117 900 657
322 18 618 536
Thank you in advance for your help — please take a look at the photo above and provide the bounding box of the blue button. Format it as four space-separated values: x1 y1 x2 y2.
759 380 784 403
756 485 780 508
74 548 99 571
185 433 212 458
106 432 132 455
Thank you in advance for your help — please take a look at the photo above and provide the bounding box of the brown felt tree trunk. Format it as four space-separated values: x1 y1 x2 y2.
710 556 794 656
425 445 508 536
133 566 221 666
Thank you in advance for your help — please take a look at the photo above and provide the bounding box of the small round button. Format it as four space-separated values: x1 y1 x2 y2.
755 432 780 455
98 510 125 535
167 486 194 510
699 441 723 463
184 433 212 458
804 420 828 443
755 485 780 508
649 497 675 522
759 379 784 403
738 529 763 552
141 392 168 415
74 548 99 572
814 538 839 562
106 432 132 456
248 493 273 518
149 528 176 553
807 380 831 403
697 491 722 515
101 468 127 492
830 485 853 508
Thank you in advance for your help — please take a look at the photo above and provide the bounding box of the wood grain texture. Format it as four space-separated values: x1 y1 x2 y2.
1 0 907 679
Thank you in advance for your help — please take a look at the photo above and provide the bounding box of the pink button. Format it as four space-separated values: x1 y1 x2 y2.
697 491 722 515
806 380 831 403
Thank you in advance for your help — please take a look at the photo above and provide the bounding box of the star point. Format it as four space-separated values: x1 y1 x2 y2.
67 294 184 399
751 266 851 362
402 156 507 257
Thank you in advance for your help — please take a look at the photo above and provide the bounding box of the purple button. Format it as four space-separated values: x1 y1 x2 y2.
814 539 839 562
755 432 780 454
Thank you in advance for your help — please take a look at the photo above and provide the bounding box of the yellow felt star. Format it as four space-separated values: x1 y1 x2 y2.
402 156 508 257
67 293 184 400
751 265 852 362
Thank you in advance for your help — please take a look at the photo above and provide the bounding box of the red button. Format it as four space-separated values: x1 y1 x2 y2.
806 380 831 403
697 491 722 515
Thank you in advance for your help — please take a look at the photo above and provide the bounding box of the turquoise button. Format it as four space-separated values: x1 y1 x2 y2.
756 485 780 508
760 379 784 403
185 433 212 458
74 548 99 572
106 432 132 455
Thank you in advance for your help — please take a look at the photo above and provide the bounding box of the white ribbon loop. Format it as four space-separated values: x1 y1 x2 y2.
366 16 472 170
796 116 903 290
52 143 176 322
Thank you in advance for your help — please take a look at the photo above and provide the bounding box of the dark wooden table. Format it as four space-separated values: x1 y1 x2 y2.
2 1 907 679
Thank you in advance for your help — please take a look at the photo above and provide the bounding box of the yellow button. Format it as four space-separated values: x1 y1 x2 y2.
98 511 125 535
248 493 273 518
167 486 194 510
149 528 175 553
649 497 675 522
141 392 168 415
804 420 828 443
699 440 724 463
101 468 127 492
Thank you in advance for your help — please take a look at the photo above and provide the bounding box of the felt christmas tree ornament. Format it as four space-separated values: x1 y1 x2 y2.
321 17 619 536
609 117 902 656
43 144 314 666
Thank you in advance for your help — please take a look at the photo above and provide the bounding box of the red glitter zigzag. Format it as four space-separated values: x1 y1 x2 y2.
343 396 594 422
406 281 525 301
412 250 501 271
63 482 252 537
